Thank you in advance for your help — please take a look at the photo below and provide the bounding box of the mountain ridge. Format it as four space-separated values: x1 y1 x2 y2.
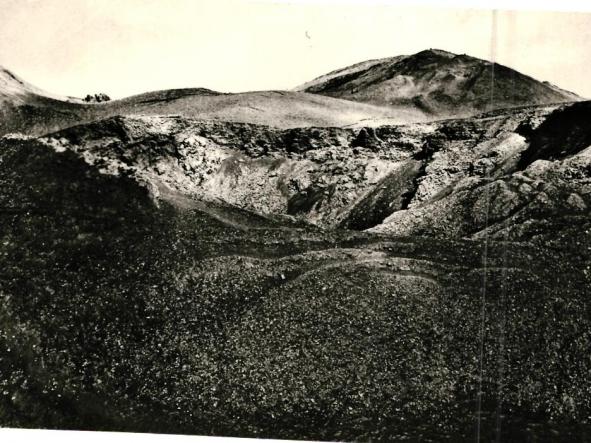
296 48 582 118
0 49 583 137
0 65 430 136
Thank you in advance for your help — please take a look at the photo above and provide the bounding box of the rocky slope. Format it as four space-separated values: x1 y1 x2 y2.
0 129 589 441
371 102 591 251
0 98 589 440
0 57 590 441
36 101 590 248
297 49 582 119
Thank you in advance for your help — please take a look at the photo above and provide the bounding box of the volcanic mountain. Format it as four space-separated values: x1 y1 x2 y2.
1 50 582 137
296 49 581 118
0 51 590 441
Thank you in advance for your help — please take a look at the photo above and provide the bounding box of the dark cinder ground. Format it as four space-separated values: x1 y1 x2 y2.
1 102 590 442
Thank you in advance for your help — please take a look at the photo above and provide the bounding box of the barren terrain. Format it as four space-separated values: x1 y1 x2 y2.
0 51 589 441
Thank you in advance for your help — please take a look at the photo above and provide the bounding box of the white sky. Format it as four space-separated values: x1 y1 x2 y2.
0 0 590 98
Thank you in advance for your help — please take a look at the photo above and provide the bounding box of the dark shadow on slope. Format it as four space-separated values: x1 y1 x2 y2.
287 184 336 215
339 160 422 230
130 88 224 105
517 101 591 170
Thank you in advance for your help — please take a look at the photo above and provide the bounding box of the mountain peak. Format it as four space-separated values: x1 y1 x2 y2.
297 49 581 117
416 48 457 57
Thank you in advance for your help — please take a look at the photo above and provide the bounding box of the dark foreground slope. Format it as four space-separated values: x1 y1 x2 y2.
297 49 581 119
0 108 590 441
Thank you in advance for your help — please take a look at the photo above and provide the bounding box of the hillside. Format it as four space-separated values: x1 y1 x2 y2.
36 101 590 242
2 50 583 138
0 67 91 136
0 67 429 137
0 53 590 441
297 49 582 118
0 100 589 440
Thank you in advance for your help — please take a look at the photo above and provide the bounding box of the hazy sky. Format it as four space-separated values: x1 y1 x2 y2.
1 0 590 98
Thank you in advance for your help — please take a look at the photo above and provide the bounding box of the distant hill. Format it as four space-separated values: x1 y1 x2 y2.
0 66 91 136
296 49 582 118
0 66 428 137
